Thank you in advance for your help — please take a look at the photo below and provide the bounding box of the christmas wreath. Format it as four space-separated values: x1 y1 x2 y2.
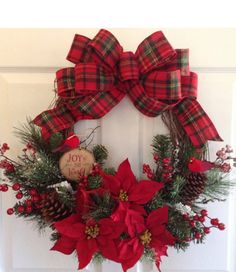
1 29 235 272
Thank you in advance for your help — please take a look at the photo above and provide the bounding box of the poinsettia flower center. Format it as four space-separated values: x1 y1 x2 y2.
119 189 129 201
140 229 152 246
85 224 100 239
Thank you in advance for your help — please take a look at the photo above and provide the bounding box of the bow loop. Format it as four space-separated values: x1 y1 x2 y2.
142 70 181 100
87 29 123 70
66 34 91 64
56 68 75 99
135 31 177 74
74 63 115 94
119 52 139 81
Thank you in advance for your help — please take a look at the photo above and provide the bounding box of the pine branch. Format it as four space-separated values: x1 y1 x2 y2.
92 145 108 164
152 135 173 159
18 151 63 190
201 169 234 201
85 192 115 221
169 175 186 203
104 167 116 175
146 192 164 212
88 175 102 190
14 119 63 158
167 209 191 251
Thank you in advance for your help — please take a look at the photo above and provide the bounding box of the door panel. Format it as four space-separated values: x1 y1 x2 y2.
0 29 236 272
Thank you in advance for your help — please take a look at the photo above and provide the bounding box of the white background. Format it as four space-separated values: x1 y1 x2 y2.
0 28 236 272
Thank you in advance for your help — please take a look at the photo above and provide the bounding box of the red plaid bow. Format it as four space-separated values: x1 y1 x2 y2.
33 29 222 148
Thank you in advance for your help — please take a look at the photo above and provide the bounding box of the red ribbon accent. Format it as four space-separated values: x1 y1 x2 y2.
33 29 222 148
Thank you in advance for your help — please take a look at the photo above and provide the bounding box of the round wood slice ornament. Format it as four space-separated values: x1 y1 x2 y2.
59 148 95 181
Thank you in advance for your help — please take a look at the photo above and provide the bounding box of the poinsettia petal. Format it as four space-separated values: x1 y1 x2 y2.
116 159 137 192
76 239 98 269
125 208 146 237
120 238 144 272
50 235 76 255
155 245 169 272
100 239 119 262
147 206 169 230
128 181 163 204
63 222 86 239
101 173 120 196
54 214 79 234
99 218 125 238
130 203 147 215
111 201 130 222
155 230 176 246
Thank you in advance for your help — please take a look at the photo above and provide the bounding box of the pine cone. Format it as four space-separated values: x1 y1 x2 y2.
181 173 206 205
40 191 73 223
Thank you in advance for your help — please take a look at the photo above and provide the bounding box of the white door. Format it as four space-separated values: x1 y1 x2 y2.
0 29 236 272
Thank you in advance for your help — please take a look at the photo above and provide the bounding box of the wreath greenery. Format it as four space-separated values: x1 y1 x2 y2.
0 121 235 271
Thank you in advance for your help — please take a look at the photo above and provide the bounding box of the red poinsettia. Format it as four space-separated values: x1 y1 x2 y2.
51 215 124 269
118 206 175 272
101 159 163 209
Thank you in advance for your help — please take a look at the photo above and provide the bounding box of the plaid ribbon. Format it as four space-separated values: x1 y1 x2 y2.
33 29 222 148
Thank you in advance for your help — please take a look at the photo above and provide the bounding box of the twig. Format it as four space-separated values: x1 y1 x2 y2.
80 126 100 146
0 154 21 166
196 197 226 204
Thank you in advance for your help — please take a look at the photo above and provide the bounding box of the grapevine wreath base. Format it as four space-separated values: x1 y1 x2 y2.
1 29 236 272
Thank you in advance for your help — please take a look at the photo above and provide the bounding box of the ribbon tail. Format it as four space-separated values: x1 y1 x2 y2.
33 104 77 139
173 99 223 148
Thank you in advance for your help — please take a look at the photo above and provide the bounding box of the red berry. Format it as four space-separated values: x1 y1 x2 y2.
218 223 225 230
34 203 41 209
29 189 38 196
32 195 40 202
26 206 33 214
2 143 10 151
40 193 47 200
17 206 25 213
204 227 211 234
163 157 171 164
189 220 195 228
194 232 202 239
12 183 21 191
193 215 199 221
198 216 206 223
153 154 159 161
211 218 219 226
185 237 192 242
25 199 33 206
16 192 23 199
201 209 208 217
7 208 14 215
183 214 189 221
1 184 9 192
6 164 14 173
147 173 154 179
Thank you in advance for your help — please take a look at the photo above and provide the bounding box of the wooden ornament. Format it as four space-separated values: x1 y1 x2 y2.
59 148 95 181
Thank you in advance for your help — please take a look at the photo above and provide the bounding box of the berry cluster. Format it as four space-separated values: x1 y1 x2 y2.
215 145 236 172
0 143 10 154
160 157 173 182
182 209 225 242
79 163 101 189
1 183 46 216
0 143 15 173
142 163 154 179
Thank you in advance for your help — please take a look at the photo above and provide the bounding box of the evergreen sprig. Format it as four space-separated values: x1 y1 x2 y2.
200 169 234 202
85 192 115 221
14 119 63 156
92 145 108 164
